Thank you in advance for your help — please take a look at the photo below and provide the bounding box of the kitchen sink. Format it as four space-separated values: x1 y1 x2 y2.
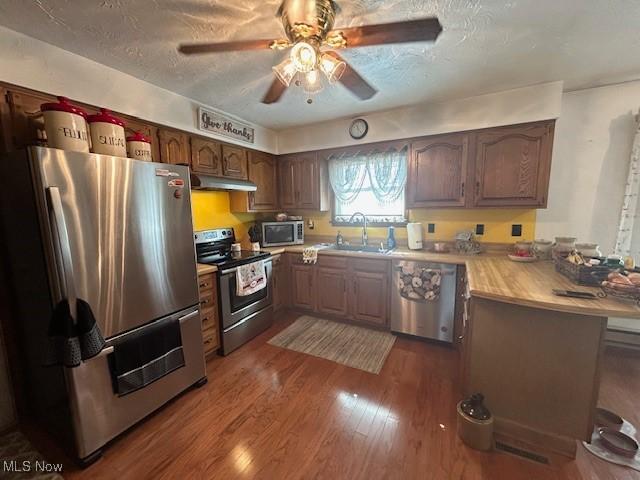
329 244 395 255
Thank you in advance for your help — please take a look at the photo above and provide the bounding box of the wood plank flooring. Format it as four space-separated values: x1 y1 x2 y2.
30 311 640 479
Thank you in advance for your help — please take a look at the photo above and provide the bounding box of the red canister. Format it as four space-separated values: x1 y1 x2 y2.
41 96 89 152
87 108 126 157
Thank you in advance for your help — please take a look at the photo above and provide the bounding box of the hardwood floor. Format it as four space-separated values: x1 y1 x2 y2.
28 311 640 479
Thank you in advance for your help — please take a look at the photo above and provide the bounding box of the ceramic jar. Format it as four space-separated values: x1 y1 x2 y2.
40 96 89 152
576 243 602 258
533 239 553 260
87 108 126 157
553 237 576 259
126 131 152 161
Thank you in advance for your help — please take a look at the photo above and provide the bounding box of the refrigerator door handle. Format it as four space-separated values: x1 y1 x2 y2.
47 186 78 320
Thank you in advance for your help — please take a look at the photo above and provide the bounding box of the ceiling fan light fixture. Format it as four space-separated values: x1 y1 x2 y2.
302 69 324 95
272 57 297 87
290 41 317 73
319 53 346 84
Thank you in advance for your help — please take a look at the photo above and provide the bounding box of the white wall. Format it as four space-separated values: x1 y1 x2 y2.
536 82 640 253
276 82 563 153
0 26 278 154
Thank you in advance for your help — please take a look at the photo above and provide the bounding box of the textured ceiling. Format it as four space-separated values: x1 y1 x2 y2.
1 0 640 129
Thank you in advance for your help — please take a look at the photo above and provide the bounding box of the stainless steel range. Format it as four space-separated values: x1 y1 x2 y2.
195 228 273 355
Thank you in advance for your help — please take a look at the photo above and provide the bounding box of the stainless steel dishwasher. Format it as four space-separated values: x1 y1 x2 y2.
391 260 457 342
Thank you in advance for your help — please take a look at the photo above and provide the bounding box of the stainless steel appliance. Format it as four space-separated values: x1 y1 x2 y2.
260 220 304 247
195 228 273 355
391 260 457 342
0 147 206 464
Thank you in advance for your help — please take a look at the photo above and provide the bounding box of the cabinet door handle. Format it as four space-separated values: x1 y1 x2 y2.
461 182 465 197
199 282 210 288
200 299 209 306
475 181 480 195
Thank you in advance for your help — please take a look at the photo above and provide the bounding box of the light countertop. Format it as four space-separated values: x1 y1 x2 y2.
263 244 640 319
196 263 218 275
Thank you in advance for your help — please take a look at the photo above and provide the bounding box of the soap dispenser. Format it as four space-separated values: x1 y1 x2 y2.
336 230 344 246
387 226 396 250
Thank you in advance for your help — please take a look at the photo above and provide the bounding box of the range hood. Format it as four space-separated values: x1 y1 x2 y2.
190 172 257 192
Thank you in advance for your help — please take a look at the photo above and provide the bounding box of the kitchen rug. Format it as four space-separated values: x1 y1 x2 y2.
582 416 640 471
0 430 64 479
268 316 396 374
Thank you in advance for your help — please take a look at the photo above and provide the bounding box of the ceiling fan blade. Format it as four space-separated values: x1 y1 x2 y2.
178 39 274 55
327 52 377 101
262 77 288 104
330 17 442 48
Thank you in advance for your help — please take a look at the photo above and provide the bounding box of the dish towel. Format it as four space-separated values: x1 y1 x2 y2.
109 318 185 396
236 260 267 296
44 298 106 368
397 266 442 301
303 247 318 264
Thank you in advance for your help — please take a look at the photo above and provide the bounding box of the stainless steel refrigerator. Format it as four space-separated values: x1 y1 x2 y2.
0 147 206 464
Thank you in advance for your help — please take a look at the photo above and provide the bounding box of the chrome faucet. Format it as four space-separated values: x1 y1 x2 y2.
349 212 368 246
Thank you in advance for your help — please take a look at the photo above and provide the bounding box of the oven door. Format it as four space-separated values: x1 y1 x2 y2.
219 259 273 329
262 222 296 247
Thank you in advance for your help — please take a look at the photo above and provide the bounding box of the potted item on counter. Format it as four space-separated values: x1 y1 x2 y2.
532 239 553 260
552 237 576 259
576 243 602 258
40 96 90 153
87 108 126 157
126 131 153 161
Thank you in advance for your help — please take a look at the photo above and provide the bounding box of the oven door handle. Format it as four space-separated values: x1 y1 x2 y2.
221 259 272 275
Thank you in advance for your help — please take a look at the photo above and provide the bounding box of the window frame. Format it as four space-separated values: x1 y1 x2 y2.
325 140 410 227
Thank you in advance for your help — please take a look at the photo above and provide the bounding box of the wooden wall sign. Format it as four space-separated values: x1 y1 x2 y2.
198 107 255 144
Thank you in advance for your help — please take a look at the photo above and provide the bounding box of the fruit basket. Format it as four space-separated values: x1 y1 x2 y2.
598 282 640 306
554 256 615 286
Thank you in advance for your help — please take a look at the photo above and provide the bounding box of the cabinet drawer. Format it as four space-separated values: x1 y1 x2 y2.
198 273 215 292
317 255 347 269
199 288 216 310
350 258 390 274
200 307 217 332
203 328 219 355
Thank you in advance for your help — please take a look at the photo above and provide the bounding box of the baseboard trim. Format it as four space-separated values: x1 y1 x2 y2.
494 416 578 458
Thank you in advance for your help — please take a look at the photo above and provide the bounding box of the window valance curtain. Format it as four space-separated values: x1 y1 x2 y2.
328 146 408 205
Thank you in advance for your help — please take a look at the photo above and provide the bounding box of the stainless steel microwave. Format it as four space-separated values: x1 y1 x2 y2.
261 221 304 247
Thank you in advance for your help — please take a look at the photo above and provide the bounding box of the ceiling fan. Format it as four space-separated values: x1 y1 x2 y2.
178 0 442 104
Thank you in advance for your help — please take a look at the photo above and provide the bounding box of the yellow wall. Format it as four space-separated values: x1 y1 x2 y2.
191 191 257 246
300 208 537 244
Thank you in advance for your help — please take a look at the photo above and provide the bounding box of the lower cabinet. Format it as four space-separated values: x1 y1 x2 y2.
286 254 390 327
272 254 288 312
197 272 219 357
291 263 316 310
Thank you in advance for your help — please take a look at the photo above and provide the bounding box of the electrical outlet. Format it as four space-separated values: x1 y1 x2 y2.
427 223 435 233
511 224 522 237
475 224 485 235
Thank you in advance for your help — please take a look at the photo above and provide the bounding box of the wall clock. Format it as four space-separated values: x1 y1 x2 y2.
349 118 369 140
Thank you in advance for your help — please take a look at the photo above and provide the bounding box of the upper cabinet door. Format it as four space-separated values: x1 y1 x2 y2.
191 137 222 176
407 134 469 208
473 121 555 207
295 153 319 209
278 156 297 209
221 144 248 179
247 150 278 211
158 128 191 165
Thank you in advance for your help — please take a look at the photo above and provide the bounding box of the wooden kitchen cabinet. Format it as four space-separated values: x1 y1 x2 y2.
221 144 248 179
197 272 220 357
472 121 554 207
190 136 222 176
407 133 469 208
230 150 279 212
316 266 349 317
290 262 316 311
278 152 329 211
158 128 191 165
272 254 288 312
349 259 389 327
3 89 55 151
